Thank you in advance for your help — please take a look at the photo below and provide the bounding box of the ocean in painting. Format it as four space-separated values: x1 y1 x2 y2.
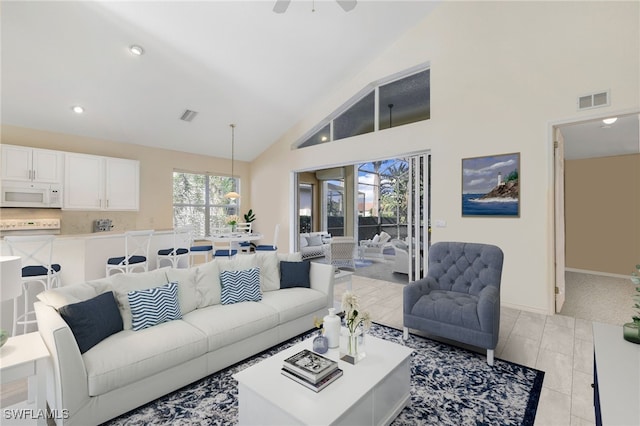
462 193 519 216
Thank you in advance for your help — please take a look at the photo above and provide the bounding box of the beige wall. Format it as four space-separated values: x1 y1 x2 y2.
565 154 640 275
0 125 251 235
250 1 640 314
1 2 638 315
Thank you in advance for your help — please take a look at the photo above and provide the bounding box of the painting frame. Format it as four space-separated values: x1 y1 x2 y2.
462 152 520 217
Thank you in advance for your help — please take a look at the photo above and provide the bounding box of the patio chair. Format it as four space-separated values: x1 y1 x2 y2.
324 237 356 270
359 231 391 259
403 241 504 366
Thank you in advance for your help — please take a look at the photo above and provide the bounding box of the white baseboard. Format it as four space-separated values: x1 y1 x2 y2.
565 268 630 280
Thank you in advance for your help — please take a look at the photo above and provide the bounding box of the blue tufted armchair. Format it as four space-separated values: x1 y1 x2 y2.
403 241 504 365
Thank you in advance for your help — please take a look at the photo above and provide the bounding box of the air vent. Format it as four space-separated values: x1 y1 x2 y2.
578 90 610 111
180 109 198 122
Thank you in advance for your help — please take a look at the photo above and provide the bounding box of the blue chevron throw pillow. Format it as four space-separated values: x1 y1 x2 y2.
220 267 262 305
128 282 182 331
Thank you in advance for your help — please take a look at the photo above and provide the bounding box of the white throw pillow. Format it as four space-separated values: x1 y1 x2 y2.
255 252 280 292
194 260 222 308
307 235 323 246
299 235 309 248
372 234 380 243
164 267 199 315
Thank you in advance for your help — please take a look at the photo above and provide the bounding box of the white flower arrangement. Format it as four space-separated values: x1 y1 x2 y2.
226 215 240 226
341 291 371 335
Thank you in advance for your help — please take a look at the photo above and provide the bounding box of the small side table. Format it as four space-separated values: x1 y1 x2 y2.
0 332 50 426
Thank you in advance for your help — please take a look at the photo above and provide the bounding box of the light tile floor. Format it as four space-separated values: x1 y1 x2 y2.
340 275 596 426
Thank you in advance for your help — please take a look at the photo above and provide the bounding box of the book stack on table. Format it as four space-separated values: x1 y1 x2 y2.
281 349 343 392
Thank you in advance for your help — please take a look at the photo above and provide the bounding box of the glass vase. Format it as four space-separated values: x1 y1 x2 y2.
312 332 329 354
622 321 640 344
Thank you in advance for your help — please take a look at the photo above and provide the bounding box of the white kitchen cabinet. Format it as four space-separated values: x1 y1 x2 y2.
1 144 63 183
64 153 139 211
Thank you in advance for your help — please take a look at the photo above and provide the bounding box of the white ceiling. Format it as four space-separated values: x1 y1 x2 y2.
560 113 640 160
1 0 439 162
2 1 638 163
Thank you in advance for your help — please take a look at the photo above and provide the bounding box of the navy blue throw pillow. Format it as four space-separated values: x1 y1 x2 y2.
59 291 123 354
280 261 311 289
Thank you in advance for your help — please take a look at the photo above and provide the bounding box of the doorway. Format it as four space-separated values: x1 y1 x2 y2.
553 112 640 319
293 152 430 283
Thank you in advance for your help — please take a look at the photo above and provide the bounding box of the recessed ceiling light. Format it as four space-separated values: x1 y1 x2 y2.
72 105 84 114
129 45 144 56
602 117 617 125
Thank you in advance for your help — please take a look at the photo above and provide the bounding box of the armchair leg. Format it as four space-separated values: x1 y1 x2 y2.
487 349 494 366
402 327 409 340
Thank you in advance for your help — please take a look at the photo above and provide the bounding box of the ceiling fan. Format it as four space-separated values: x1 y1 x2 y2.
273 0 357 14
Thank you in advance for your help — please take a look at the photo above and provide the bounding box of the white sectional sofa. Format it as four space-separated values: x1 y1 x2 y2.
34 252 334 426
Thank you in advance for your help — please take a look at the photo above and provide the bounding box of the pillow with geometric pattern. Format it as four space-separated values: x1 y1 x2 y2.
219 267 262 305
128 282 182 331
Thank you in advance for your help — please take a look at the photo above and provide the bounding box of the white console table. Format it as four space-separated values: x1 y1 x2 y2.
592 322 640 426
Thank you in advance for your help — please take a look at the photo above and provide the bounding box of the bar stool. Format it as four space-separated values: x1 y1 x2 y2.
4 235 61 335
157 226 192 268
106 230 154 276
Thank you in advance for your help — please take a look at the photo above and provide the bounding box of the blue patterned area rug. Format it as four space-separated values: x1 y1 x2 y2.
104 324 544 426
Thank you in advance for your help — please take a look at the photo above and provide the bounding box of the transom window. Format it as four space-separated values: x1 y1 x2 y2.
172 172 239 237
295 65 430 148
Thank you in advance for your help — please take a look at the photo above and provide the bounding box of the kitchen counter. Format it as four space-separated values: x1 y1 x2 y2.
1 229 180 285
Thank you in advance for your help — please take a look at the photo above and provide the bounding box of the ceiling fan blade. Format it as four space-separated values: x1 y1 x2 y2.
336 0 357 12
273 0 291 14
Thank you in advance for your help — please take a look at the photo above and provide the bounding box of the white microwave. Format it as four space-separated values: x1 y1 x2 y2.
0 181 62 208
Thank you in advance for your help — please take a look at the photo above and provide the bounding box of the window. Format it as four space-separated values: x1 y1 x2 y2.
333 91 375 141
173 172 239 237
295 65 430 148
378 69 430 129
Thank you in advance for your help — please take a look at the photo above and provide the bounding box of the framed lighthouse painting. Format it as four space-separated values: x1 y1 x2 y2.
462 152 520 217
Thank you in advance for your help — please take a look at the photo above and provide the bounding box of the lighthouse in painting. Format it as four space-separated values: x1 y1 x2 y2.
497 172 505 186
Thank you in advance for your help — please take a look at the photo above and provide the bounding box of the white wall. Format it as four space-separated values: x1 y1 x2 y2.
250 1 640 314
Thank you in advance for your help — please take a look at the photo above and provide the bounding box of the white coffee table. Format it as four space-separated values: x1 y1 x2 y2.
234 334 413 426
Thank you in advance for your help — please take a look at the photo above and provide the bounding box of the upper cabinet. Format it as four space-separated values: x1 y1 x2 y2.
1 144 63 183
64 153 139 211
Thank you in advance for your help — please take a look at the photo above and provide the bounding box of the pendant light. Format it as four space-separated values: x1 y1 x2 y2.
225 123 240 200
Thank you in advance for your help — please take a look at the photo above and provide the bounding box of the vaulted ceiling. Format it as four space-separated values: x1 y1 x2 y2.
1 0 438 161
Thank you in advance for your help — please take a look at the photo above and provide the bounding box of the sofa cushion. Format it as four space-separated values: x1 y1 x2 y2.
110 268 170 330
83 320 207 396
59 291 123 354
37 281 102 309
128 282 182 331
300 234 309 248
194 260 222 308
255 252 280 292
164 267 199 314
411 290 481 330
182 302 279 352
259 288 328 324
280 261 311 289
220 267 262 304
